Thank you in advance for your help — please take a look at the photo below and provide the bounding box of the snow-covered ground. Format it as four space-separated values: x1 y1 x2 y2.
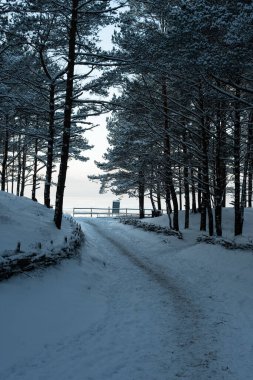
0 195 253 379
0 191 83 279
0 191 72 254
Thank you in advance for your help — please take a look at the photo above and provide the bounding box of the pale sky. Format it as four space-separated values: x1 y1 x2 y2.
32 113 140 213
65 115 140 212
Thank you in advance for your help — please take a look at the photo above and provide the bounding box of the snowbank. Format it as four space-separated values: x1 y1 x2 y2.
121 208 253 251
0 191 84 280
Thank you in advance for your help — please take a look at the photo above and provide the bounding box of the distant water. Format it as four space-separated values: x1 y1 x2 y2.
62 195 140 215
32 193 141 215
23 185 165 216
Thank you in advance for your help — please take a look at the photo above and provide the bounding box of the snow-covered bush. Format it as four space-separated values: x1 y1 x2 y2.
119 217 183 239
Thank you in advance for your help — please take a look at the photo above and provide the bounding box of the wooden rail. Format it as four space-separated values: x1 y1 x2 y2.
72 207 159 218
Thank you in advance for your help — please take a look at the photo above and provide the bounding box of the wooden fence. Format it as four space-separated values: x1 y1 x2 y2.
72 207 161 218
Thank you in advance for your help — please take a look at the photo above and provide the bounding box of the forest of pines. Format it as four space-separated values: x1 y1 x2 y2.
0 0 253 236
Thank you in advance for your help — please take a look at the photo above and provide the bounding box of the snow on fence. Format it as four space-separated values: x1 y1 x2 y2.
72 207 162 218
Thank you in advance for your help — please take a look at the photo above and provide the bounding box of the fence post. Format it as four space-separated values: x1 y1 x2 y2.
91 208 92 217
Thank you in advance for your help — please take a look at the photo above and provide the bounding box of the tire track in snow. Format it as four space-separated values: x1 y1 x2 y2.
86 219 198 309
83 219 221 379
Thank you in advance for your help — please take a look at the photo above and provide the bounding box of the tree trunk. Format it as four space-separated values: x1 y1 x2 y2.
214 101 226 236
178 166 182 211
157 181 162 211
248 111 253 207
20 148 26 197
234 89 243 235
32 138 38 201
191 168 197 213
16 135 21 196
221 166 227 207
200 151 213 236
165 184 172 229
220 110 227 208
197 167 202 212
44 83 55 208
11 140 15 194
182 130 190 228
54 0 79 229
198 89 213 235
139 170 145 219
241 110 253 223
203 150 213 236
1 118 9 191
162 80 179 231
241 155 248 226
149 167 156 212
150 189 156 211
248 171 252 207
200 196 206 231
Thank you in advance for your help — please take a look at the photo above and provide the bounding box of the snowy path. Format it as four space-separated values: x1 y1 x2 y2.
0 218 253 379
80 219 218 379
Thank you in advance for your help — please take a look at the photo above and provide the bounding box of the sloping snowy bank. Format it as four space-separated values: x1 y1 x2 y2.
0 191 84 279
135 208 253 250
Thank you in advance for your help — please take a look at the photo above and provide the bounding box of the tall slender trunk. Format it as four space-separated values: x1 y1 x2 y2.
199 89 213 235
221 169 227 207
165 184 172 212
157 181 162 211
178 166 182 211
1 117 9 191
149 167 156 212
248 111 253 207
191 168 197 213
54 0 79 229
214 99 226 236
241 156 248 223
139 169 145 219
11 139 15 194
220 110 227 208
162 80 179 231
182 130 190 229
165 183 172 229
248 172 252 207
150 189 156 211
16 135 21 196
44 84 55 208
241 111 253 222
197 167 202 212
202 131 213 236
20 148 26 197
234 88 243 235
32 138 38 201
